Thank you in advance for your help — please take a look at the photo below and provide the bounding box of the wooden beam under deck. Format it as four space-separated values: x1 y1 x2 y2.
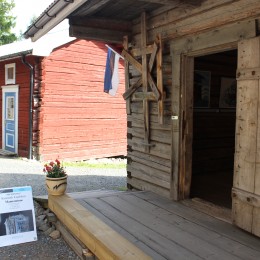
48 190 260 260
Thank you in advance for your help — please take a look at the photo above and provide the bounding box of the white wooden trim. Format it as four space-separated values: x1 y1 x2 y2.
2 85 19 154
5 63 16 85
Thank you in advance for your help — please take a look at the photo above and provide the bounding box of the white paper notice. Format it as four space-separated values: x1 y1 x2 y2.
0 186 37 247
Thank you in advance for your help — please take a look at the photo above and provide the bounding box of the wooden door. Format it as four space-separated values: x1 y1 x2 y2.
2 86 19 154
233 37 260 237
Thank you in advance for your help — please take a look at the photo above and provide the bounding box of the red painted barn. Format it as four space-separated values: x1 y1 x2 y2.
0 32 126 161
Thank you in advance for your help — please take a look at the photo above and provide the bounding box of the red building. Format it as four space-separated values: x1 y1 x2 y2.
0 34 126 161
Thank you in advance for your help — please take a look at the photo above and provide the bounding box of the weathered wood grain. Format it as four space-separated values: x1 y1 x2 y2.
50 190 260 260
76 198 167 260
48 195 151 260
133 0 259 42
129 150 171 172
232 37 260 236
82 196 200 259
128 178 170 198
134 191 260 251
128 161 170 188
129 127 171 144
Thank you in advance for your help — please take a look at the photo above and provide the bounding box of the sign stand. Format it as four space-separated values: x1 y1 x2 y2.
0 186 37 247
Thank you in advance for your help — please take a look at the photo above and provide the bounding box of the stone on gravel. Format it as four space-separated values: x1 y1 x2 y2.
47 212 57 223
34 201 45 216
44 226 56 236
38 222 51 232
49 230 61 239
36 214 46 222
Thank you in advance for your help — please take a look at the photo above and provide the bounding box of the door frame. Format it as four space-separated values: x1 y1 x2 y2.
2 85 19 154
170 20 256 201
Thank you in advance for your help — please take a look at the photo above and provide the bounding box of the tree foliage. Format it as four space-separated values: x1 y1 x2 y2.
0 0 17 45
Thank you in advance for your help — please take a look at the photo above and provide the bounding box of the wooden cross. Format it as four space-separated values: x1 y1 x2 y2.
122 12 163 152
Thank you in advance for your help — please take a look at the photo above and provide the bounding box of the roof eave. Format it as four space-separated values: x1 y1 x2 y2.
24 0 88 42
0 50 33 62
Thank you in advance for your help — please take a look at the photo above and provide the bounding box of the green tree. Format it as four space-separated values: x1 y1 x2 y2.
0 0 17 45
17 14 37 41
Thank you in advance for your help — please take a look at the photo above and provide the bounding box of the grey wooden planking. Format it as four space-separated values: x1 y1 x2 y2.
76 198 167 260
73 190 260 260
110 194 258 260
134 191 260 251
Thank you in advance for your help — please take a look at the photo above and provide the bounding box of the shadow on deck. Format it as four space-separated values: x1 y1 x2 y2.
48 190 260 260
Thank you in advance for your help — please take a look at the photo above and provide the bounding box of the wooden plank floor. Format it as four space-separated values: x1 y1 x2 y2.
49 190 260 260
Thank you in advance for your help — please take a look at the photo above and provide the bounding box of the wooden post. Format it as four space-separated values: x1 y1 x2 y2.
123 36 131 114
233 36 260 237
156 34 164 124
141 12 150 152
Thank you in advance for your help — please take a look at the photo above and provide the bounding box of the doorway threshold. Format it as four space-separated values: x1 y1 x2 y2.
0 149 17 157
181 198 232 224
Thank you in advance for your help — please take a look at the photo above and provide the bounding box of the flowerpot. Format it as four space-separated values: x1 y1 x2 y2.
45 175 67 196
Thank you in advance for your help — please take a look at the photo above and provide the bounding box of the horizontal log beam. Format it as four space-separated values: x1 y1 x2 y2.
132 92 157 101
69 17 131 32
69 17 131 43
69 25 127 43
131 0 186 6
71 0 111 16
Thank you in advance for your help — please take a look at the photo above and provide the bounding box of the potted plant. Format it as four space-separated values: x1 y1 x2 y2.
43 159 67 196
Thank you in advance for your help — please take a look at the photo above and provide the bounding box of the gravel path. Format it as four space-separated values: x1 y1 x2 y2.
0 156 127 259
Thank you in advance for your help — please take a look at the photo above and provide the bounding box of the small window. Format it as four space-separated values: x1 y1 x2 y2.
5 63 16 85
6 96 15 120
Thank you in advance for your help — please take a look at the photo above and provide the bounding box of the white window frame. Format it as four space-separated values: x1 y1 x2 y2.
5 63 16 85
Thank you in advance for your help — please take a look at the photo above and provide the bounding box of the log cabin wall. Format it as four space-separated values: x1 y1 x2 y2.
37 39 127 161
32 57 43 159
0 56 36 158
127 46 172 197
126 0 260 198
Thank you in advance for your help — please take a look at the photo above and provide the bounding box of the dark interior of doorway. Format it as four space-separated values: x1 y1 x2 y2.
190 49 237 209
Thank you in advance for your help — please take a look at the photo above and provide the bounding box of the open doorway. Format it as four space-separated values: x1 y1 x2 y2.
190 50 237 209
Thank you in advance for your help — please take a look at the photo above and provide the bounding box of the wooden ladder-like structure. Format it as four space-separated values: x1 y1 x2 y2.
122 12 164 152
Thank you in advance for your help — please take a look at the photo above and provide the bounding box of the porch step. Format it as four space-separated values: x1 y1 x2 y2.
48 194 151 260
0 149 17 157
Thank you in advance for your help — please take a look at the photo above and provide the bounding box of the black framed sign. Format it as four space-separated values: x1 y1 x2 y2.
219 77 237 108
194 70 211 108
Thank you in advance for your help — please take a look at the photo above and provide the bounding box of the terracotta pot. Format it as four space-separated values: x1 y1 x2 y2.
45 175 67 196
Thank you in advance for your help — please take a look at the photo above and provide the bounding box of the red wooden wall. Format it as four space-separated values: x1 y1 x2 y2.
37 40 127 161
0 56 37 158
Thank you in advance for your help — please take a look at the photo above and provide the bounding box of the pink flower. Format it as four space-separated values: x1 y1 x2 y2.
43 159 66 178
55 159 61 165
49 161 54 166
46 166 52 172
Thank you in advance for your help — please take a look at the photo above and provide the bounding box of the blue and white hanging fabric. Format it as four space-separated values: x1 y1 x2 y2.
104 48 120 96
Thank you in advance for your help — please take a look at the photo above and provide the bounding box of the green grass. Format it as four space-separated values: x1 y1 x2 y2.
63 161 126 169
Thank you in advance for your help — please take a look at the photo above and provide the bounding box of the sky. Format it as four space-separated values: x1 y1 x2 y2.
11 0 55 35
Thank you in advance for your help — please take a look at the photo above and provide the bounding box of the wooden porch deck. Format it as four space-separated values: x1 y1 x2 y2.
48 190 260 260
